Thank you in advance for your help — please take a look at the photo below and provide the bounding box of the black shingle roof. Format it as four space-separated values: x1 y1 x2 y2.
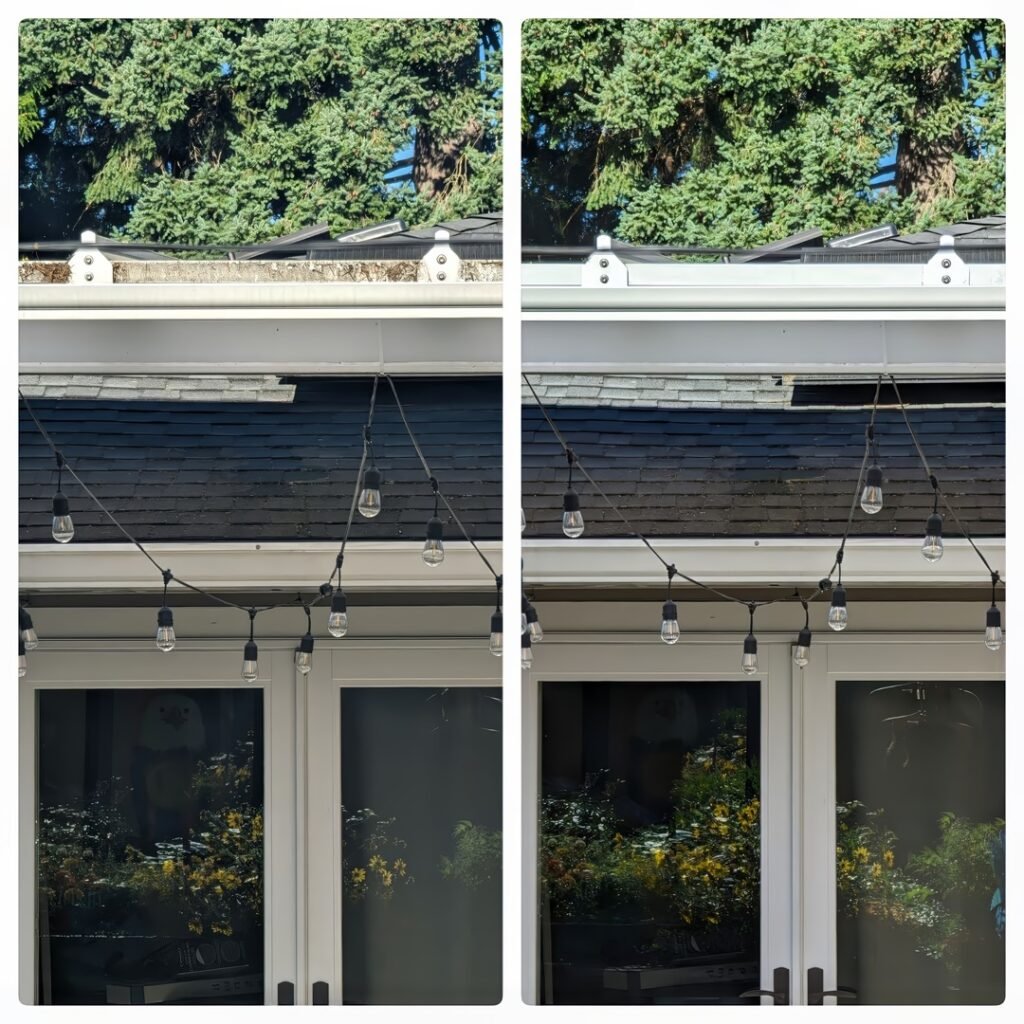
522 404 1004 539
20 378 501 544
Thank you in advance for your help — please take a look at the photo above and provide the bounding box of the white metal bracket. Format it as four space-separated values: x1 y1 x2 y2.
923 234 969 287
68 231 113 285
580 234 628 288
420 229 462 283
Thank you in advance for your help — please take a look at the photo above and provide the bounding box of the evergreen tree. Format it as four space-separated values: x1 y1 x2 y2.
20 19 502 243
522 19 1004 246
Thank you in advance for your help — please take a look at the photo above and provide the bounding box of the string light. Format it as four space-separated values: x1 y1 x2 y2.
328 589 349 638
489 577 503 657
561 448 584 539
986 572 1002 651
357 424 382 518
156 570 176 652
794 597 812 668
741 604 759 675
20 607 39 650
922 478 944 562
242 609 259 682
51 453 74 543
524 595 543 642
521 630 533 670
422 478 445 566
295 604 314 675
18 637 27 678
660 565 679 644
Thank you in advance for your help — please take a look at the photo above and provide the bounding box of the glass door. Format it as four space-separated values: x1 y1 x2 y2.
305 642 503 1005
800 638 1005 1006
524 640 795 1006
20 646 297 1006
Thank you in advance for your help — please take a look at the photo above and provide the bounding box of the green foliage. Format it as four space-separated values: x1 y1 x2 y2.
20 19 502 242
836 801 1004 971
523 19 1004 245
439 820 502 890
540 711 759 934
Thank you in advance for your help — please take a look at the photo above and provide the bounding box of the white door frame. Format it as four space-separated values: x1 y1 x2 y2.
303 639 501 1005
797 633 1005 1005
521 634 795 1006
18 642 298 1006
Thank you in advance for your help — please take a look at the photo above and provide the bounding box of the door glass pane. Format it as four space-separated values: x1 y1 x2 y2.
340 687 502 1004
539 681 761 1005
836 680 1005 1004
36 688 265 1005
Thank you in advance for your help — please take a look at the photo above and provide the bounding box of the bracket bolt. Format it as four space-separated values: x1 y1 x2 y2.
84 255 93 265
941 258 951 268
600 274 609 284
599 258 609 268
437 254 447 264
85 273 93 282
437 271 446 281
942 275 951 285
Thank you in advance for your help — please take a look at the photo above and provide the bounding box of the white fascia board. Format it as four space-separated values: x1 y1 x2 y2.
19 541 502 593
522 317 1005 376
19 281 501 314
521 262 1004 313
20 316 501 375
521 537 1003 588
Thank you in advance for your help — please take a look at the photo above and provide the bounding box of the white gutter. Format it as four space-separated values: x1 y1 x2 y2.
19 541 502 593
521 537 1003 588
19 281 501 314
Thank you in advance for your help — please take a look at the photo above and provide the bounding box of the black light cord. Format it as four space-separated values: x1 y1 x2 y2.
384 374 499 580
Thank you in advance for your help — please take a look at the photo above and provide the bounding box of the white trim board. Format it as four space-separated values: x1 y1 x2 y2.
521 537 1004 587
19 541 503 593
522 317 1005 375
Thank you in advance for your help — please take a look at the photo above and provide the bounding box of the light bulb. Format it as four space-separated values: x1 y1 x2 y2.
985 606 1002 652
242 641 258 682
521 508 526 534
422 516 445 566
521 633 533 670
526 604 544 643
295 633 314 675
562 489 584 539
860 465 883 515
489 612 503 657
922 513 944 562
18 637 27 678
357 468 382 519
155 606 176 652
794 626 812 668
828 585 848 632
327 591 349 637
521 611 528 635
742 634 758 675
20 608 39 650
51 492 74 543
660 600 679 645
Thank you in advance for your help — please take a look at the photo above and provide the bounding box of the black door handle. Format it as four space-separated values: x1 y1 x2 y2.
311 980 329 1005
740 966 789 1004
808 967 857 1004
276 981 294 1005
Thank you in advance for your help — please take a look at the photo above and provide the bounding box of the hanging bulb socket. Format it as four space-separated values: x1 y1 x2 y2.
295 632 315 675
828 584 848 632
660 600 680 645
357 467 382 519
794 626 812 668
525 599 543 643
860 464 884 515
562 488 584 539
985 605 1002 652
51 491 74 543
741 632 758 675
20 607 39 650
489 611 503 657
155 606 176 652
422 515 445 566
922 512 944 562
521 630 533 670
242 640 259 682
328 590 349 638
18 636 27 678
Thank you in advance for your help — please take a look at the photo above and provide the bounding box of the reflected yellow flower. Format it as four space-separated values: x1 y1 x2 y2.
871 863 882 879
351 868 367 883
188 919 203 935
382 870 394 888
854 845 870 863
652 849 666 867
393 858 407 876
162 859 175 876
883 849 894 867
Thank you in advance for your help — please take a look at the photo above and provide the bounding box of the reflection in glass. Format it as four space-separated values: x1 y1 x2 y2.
540 681 761 1004
36 689 264 1005
340 687 502 1004
836 681 1005 1004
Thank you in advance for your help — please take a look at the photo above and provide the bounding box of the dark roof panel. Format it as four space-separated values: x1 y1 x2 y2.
20 378 502 544
522 404 1004 539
